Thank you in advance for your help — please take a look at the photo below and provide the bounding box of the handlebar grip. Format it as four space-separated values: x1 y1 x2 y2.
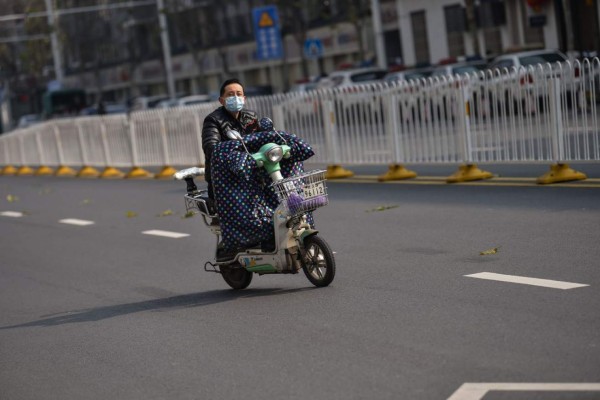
173 167 205 180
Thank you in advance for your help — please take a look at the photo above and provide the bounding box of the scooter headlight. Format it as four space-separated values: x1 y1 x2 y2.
266 146 284 163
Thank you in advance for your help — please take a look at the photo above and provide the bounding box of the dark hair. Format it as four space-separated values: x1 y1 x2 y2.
220 78 243 97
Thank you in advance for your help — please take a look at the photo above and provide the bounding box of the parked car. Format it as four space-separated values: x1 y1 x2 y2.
430 60 488 78
17 114 41 129
175 94 213 106
383 68 433 84
153 94 214 109
155 98 180 109
130 95 170 111
80 102 127 115
405 61 487 122
244 85 273 97
287 81 318 93
486 49 579 114
488 49 569 71
314 68 387 126
317 67 387 89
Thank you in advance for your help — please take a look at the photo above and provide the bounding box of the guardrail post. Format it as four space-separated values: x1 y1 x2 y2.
155 113 177 179
322 96 353 179
378 92 416 181
99 118 125 178
54 123 77 177
0 138 18 175
193 113 205 166
34 131 54 176
551 76 565 162
16 135 34 175
76 120 100 178
447 81 493 183
273 104 285 132
536 76 586 184
125 116 153 178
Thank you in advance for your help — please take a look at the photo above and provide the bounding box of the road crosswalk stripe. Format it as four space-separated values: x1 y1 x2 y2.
448 382 600 400
142 230 190 238
465 272 589 290
59 218 95 226
1 211 24 217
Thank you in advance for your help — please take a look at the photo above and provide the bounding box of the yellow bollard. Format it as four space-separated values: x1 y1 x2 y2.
155 166 178 179
16 166 35 176
125 166 154 179
446 164 493 183
99 167 125 179
77 166 101 178
536 163 586 184
55 166 78 177
378 164 417 182
1 165 18 175
35 166 55 176
325 164 354 179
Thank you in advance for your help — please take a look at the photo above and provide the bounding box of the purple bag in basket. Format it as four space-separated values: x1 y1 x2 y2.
287 192 304 214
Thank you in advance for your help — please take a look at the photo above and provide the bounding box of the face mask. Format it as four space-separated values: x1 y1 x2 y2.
224 95 244 112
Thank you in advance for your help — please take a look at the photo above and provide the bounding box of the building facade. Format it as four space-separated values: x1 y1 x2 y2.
60 0 600 102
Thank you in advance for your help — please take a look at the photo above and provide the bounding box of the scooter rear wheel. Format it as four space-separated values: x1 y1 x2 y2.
302 235 335 287
220 263 253 290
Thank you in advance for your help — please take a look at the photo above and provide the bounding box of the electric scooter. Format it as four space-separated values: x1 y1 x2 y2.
174 128 335 290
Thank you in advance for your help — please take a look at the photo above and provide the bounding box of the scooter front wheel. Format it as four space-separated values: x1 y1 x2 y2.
220 263 253 290
302 235 335 287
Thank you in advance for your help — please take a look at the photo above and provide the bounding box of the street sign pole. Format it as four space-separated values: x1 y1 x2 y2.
370 0 387 69
156 0 175 99
44 0 64 83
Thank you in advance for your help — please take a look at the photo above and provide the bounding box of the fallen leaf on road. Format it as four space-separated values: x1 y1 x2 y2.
366 205 399 212
126 211 138 218
480 247 499 256
182 211 196 219
157 209 174 217
6 194 19 202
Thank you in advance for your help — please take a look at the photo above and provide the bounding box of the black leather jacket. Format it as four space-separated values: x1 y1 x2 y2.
201 106 259 196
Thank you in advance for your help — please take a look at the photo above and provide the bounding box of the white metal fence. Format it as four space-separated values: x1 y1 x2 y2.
1 58 599 177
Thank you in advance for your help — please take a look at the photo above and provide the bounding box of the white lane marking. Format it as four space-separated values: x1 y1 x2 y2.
59 218 95 226
1 211 24 217
448 383 600 400
465 272 589 290
142 230 190 239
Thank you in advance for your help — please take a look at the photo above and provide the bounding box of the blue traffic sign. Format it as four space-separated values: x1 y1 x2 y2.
304 38 323 59
252 6 283 60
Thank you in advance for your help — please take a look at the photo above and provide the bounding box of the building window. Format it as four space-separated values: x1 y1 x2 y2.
483 28 502 58
444 4 466 58
521 1 544 47
476 0 505 58
411 10 430 65
385 29 403 66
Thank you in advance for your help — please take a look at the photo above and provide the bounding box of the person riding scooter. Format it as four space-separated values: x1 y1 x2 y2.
202 78 260 201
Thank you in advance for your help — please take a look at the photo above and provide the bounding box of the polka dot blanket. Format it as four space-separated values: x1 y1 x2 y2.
212 130 315 251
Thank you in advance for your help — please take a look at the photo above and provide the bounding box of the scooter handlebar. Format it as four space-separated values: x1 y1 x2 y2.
173 167 205 180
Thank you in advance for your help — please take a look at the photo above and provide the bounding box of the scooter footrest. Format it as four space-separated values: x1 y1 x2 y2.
196 196 216 216
185 191 217 217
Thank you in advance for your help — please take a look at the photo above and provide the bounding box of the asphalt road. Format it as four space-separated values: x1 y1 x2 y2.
1 172 599 400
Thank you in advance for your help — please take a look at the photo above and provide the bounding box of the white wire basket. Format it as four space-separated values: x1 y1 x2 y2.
272 169 329 216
